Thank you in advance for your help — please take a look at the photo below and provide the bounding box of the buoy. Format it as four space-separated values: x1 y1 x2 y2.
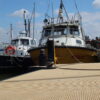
5 45 16 55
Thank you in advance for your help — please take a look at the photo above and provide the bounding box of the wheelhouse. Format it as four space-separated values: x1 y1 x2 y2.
11 38 34 47
42 23 81 38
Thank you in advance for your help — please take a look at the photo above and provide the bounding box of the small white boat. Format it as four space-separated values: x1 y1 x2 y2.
0 31 36 68
0 10 36 68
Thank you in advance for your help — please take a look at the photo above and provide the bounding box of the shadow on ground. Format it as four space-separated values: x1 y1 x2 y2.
4 74 100 83
0 66 46 81
59 68 100 71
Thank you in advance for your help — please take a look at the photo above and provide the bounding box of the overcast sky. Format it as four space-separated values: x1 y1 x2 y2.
0 0 100 43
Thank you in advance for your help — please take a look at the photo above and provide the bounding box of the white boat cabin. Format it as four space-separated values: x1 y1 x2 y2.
39 21 86 47
10 32 36 57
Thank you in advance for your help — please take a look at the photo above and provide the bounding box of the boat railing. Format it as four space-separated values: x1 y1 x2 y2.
44 17 80 26
0 42 10 48
86 44 97 49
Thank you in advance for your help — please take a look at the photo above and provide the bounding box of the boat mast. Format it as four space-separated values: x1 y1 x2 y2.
27 2 36 38
51 0 55 38
28 19 31 37
57 0 63 23
9 24 13 43
51 1 54 23
73 0 85 40
23 10 28 36
74 0 82 22
33 3 35 40
10 24 13 42
57 0 69 23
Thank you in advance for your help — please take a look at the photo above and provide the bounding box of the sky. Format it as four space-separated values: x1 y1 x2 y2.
0 0 100 43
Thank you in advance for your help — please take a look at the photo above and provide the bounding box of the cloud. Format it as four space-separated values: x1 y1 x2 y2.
0 27 5 34
0 27 9 42
93 0 100 8
81 12 100 23
54 9 59 15
81 12 100 38
10 9 40 18
10 9 30 18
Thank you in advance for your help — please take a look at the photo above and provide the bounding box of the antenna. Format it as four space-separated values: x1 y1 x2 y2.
10 24 13 42
57 0 69 23
58 0 63 22
73 0 85 40
74 0 82 22
51 0 54 24
28 19 31 37
33 2 35 40
28 2 36 38
23 10 27 36
45 0 50 18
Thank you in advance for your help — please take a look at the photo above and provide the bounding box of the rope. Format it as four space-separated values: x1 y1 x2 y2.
45 0 51 18
65 47 83 63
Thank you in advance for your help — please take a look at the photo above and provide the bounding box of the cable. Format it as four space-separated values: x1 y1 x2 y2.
65 47 82 63
45 0 51 18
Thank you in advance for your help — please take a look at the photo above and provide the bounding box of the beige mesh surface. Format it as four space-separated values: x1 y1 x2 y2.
0 63 100 100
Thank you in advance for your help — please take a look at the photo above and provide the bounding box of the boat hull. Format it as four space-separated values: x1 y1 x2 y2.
0 55 33 68
28 46 98 65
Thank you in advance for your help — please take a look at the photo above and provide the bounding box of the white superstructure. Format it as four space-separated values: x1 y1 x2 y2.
39 0 86 48
39 21 86 47
11 32 36 57
0 31 36 57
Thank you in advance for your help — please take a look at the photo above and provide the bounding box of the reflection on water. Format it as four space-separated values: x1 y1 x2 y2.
0 67 43 81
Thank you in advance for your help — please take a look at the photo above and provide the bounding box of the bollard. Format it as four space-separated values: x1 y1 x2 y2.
39 49 47 66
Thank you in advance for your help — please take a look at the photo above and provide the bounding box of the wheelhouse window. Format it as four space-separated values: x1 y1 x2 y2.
43 25 80 37
70 26 79 36
53 27 69 36
43 27 69 37
11 39 19 46
44 29 51 37
20 39 29 46
63 28 69 35
53 29 61 36
31 40 35 45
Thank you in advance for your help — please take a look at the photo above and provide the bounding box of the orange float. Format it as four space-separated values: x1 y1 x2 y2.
5 45 16 55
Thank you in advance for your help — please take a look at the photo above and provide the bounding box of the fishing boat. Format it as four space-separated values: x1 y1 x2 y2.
0 11 36 68
28 0 98 66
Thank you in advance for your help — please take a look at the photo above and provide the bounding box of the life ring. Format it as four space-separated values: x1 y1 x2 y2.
5 45 16 55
